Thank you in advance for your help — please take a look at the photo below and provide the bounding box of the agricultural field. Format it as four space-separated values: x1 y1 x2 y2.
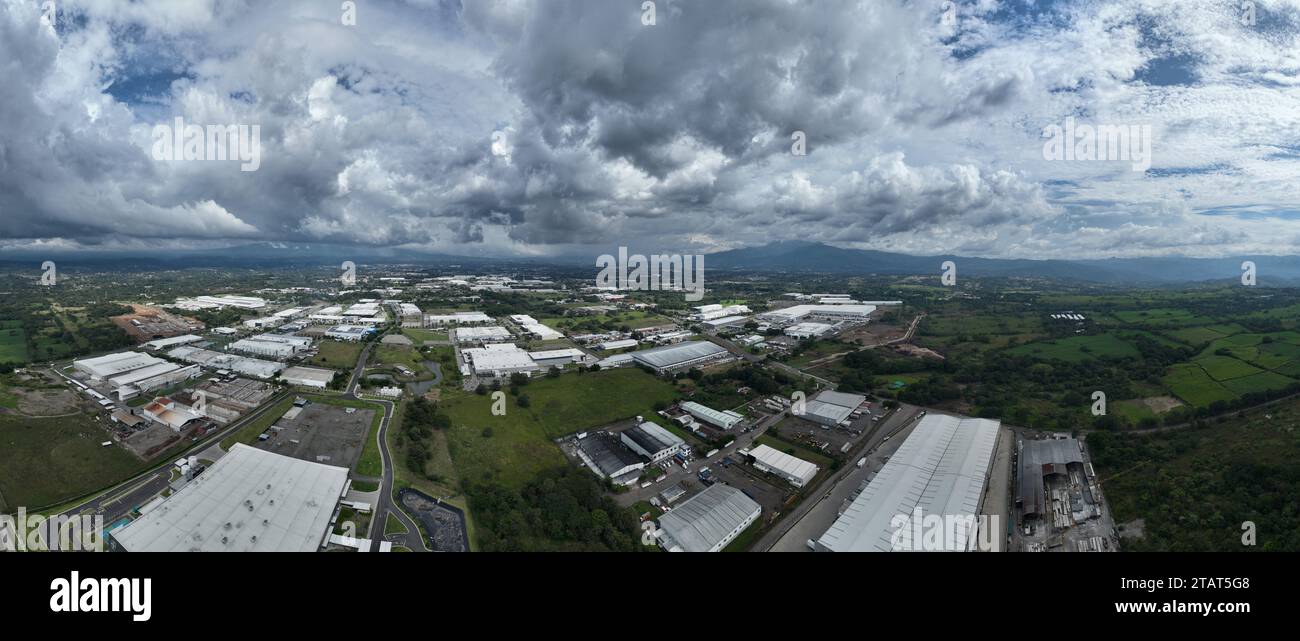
400 328 449 343
440 368 679 488
1005 332 1141 362
1110 308 1216 327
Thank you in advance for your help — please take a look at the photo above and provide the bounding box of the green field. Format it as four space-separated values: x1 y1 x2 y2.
0 413 145 511
1161 364 1236 408
0 322 28 364
1194 354 1264 381
1006 332 1140 362
1111 309 1215 327
311 341 364 370
221 395 295 450
400 328 449 343
441 368 679 488
373 345 430 379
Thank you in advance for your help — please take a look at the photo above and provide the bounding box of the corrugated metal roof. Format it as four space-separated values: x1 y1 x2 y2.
749 444 819 484
816 414 1000 552
657 484 760 552
632 340 726 368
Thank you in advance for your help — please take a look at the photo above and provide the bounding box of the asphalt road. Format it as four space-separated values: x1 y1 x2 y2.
351 341 427 552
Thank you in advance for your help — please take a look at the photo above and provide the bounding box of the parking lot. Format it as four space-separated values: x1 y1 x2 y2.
254 402 374 472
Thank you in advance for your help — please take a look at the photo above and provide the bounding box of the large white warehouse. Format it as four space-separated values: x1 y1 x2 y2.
814 414 1002 552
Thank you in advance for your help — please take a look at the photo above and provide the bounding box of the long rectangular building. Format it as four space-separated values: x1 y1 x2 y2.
815 414 1001 552
631 340 730 374
110 444 349 552
748 444 819 487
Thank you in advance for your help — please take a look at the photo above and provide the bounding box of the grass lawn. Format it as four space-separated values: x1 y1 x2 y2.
401 328 449 343
373 345 430 379
385 513 408 536
441 368 679 488
0 412 145 511
311 341 364 370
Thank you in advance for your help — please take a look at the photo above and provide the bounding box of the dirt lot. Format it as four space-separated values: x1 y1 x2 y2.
254 402 374 471
12 388 84 416
111 305 204 342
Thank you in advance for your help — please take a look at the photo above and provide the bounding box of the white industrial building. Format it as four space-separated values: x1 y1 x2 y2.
702 315 750 330
680 401 744 431
280 366 336 389
229 339 296 358
140 396 205 431
748 444 819 487
801 390 868 428
598 338 639 351
783 322 835 339
620 421 684 463
461 344 539 378
691 304 751 321
631 341 731 374
759 304 880 327
512 315 564 340
143 335 204 351
110 444 350 552
167 346 285 379
74 351 166 381
242 317 282 330
344 302 381 317
656 484 761 552
529 348 591 369
425 311 493 326
454 326 512 343
325 325 373 342
111 363 202 401
814 414 1002 552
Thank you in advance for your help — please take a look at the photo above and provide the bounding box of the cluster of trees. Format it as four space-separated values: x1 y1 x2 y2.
401 397 451 480
1089 423 1300 551
466 467 646 552
835 348 945 393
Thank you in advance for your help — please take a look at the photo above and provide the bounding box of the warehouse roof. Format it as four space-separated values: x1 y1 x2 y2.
74 352 163 378
111 444 349 552
657 484 761 552
816 414 1000 552
816 390 868 409
1018 438 1084 518
681 401 744 430
577 433 645 477
280 366 337 384
462 344 537 373
631 340 726 369
749 444 819 484
623 421 684 454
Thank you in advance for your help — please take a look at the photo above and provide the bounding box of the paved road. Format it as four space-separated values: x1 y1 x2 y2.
759 404 926 552
349 341 427 552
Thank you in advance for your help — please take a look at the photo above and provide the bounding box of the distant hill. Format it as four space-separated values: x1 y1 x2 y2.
703 241 1300 285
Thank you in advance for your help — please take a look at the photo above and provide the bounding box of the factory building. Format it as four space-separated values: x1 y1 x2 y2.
167 346 286 379
815 414 1001 552
1017 438 1086 522
74 351 166 381
691 304 751 321
142 334 204 351
229 339 296 358
461 344 539 378
758 304 885 327
575 433 646 485
630 340 731 374
598 338 639 351
325 325 373 342
783 322 835 339
529 348 592 369
425 311 493 326
800 390 869 428
655 484 761 552
680 401 744 431
110 444 350 552
112 364 203 402
748 444 819 487
620 421 685 463
454 326 512 343
280 366 337 389
701 315 750 330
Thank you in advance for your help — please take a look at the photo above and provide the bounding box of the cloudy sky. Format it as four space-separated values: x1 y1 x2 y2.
2 0 1299 260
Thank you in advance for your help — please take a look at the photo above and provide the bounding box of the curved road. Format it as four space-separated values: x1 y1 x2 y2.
349 340 428 552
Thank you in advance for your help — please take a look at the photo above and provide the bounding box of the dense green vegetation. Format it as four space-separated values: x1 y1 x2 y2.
465 466 645 552
1090 400 1300 551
